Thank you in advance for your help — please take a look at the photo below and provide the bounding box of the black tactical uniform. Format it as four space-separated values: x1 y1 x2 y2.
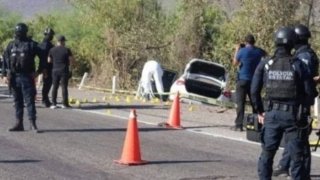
251 27 315 180
274 24 319 179
48 35 73 108
2 23 41 132
38 28 55 107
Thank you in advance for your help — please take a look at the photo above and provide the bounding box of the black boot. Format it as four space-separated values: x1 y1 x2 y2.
30 120 39 133
42 100 51 108
8 119 24 131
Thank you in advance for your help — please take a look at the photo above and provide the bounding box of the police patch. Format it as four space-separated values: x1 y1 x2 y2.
268 70 294 80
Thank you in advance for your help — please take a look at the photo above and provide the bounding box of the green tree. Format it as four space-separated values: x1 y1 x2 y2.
166 0 225 72
0 7 21 52
67 0 174 89
213 0 300 88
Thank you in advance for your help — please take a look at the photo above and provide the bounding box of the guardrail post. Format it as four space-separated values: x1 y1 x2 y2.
112 76 116 94
78 72 88 90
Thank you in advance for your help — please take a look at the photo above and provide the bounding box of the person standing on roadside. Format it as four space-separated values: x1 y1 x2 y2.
231 34 266 131
48 35 73 109
38 28 55 107
2 23 41 132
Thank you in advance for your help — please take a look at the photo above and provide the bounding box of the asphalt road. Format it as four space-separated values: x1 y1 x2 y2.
0 86 320 180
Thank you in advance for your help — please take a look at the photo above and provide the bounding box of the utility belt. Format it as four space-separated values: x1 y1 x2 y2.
266 101 297 112
15 73 32 76
12 70 34 76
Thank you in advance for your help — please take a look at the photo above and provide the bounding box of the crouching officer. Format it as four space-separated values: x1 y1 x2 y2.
38 28 55 107
251 27 315 180
2 23 41 132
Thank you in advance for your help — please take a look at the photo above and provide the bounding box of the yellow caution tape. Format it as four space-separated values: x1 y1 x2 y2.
78 85 235 108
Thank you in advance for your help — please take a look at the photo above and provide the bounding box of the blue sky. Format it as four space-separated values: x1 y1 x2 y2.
0 0 70 19
0 0 178 20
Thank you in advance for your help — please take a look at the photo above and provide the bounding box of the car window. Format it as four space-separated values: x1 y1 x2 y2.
188 61 226 81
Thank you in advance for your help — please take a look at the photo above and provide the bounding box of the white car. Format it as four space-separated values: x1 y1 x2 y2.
169 58 232 103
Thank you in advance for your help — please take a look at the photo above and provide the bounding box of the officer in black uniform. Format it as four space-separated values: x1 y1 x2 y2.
251 27 315 180
38 28 55 107
2 23 41 132
273 24 319 179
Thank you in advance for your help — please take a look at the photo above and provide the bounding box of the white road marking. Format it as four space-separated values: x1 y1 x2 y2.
1 90 319 158
72 108 320 158
0 94 11 98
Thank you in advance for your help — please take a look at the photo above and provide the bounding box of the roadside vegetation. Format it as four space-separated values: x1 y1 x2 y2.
0 0 318 90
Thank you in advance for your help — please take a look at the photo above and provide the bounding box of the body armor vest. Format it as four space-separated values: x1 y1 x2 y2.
265 57 297 100
296 46 319 77
10 41 32 73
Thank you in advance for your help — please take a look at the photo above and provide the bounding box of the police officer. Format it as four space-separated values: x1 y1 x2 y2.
251 27 315 180
273 24 318 179
38 28 55 107
2 23 41 132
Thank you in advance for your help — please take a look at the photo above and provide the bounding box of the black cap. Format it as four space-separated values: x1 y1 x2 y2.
57 35 67 42
245 34 255 44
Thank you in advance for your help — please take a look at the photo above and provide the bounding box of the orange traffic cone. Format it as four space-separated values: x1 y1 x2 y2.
162 92 183 129
114 109 147 165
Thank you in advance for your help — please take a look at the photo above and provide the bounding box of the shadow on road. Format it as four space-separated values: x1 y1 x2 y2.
180 175 236 180
148 160 221 165
184 125 231 129
41 127 172 133
0 160 41 163
79 104 168 110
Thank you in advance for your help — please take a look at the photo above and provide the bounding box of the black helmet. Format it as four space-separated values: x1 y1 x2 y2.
274 27 297 46
15 23 28 34
15 23 28 40
294 24 311 40
44 28 55 36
